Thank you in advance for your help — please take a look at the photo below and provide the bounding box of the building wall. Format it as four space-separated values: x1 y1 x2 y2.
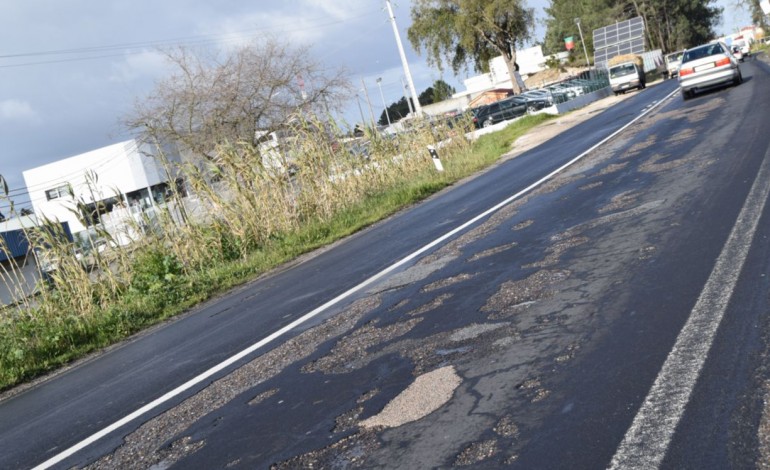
22 140 176 234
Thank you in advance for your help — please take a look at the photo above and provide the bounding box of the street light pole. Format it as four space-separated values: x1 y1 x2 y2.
574 18 592 67
376 78 392 127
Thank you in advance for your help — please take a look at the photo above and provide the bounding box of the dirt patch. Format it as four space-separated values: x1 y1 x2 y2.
360 366 462 429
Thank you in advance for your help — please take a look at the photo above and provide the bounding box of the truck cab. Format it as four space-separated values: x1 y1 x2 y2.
664 51 684 78
608 55 646 95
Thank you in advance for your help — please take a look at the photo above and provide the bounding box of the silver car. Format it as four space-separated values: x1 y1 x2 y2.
678 42 742 100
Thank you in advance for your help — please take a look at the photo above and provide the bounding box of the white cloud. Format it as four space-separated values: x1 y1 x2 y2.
0 99 40 124
303 0 372 21
109 49 170 82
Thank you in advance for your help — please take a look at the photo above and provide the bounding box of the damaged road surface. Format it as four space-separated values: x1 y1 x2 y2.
7 60 770 469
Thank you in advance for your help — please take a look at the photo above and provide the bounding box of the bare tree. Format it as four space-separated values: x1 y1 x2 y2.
124 39 351 162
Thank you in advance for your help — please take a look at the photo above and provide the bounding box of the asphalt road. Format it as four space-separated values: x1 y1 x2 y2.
3 58 770 469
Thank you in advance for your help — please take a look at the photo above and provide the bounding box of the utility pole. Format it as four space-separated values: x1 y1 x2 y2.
360 78 377 128
376 78 392 127
402 77 414 116
385 0 422 117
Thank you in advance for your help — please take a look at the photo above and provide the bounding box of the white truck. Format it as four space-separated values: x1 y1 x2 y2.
607 54 646 95
664 51 684 79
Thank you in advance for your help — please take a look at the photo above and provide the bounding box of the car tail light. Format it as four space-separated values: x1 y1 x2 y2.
715 57 731 67
679 67 694 77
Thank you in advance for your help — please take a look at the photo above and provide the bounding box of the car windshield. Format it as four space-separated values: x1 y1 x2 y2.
610 64 636 78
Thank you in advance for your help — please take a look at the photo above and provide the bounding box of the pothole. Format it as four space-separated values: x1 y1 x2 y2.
482 270 571 320
598 190 638 214
271 430 381 469
421 273 476 293
513 219 534 231
468 242 518 262
359 365 462 429
406 293 453 316
303 317 423 375
454 439 499 466
523 237 588 269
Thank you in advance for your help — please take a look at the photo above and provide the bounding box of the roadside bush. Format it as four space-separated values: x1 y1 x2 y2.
129 249 186 305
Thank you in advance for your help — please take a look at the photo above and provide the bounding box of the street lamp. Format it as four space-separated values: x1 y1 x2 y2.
574 18 592 67
376 78 392 127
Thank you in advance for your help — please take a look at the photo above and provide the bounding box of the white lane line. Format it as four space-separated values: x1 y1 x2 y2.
609 142 770 469
33 87 680 470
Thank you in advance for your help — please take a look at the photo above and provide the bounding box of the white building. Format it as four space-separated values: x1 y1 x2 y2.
452 45 548 101
23 139 181 238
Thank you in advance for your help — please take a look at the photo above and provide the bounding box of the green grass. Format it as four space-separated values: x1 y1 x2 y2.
0 113 555 391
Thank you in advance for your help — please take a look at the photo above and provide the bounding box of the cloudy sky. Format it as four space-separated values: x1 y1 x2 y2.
0 0 749 213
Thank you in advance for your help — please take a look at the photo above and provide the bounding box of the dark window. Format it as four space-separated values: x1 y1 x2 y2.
45 185 69 201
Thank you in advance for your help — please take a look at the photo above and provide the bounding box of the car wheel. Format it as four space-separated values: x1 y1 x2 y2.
527 105 537 113
681 89 691 100
482 119 492 128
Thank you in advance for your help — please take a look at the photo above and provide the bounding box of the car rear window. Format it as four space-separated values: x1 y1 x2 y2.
682 44 723 63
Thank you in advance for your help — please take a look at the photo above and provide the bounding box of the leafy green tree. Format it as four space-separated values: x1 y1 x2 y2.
544 0 721 59
379 97 413 126
408 0 534 94
418 79 457 105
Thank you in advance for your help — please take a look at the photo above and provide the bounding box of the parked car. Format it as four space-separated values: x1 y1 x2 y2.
678 42 742 100
519 91 554 111
471 96 527 128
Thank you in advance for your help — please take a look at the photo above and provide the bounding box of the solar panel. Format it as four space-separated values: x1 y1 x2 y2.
592 17 646 68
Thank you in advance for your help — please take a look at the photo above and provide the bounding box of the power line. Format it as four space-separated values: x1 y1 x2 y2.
0 11 380 69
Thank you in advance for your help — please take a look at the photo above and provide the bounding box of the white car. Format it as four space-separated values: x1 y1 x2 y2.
678 42 742 100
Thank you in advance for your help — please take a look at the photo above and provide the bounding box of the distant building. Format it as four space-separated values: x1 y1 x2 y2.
0 214 40 262
443 45 549 113
22 139 182 238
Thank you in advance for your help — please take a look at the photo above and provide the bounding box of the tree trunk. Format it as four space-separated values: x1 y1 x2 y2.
504 49 523 94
